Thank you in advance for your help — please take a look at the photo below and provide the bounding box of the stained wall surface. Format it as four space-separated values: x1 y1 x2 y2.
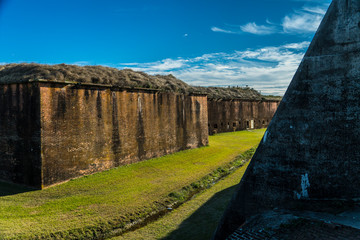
0 83 41 188
40 83 208 187
207 99 280 135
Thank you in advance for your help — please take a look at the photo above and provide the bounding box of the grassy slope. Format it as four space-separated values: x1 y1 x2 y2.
113 161 250 240
0 129 265 239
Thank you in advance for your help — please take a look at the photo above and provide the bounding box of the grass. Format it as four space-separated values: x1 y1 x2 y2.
113 160 251 240
0 129 265 239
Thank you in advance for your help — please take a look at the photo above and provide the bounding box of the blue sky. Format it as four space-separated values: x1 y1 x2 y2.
0 0 332 95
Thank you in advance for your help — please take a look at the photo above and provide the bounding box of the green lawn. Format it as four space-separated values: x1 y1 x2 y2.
113 161 251 240
0 129 265 239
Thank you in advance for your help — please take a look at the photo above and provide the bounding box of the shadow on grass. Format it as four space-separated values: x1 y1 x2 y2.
161 185 237 240
0 180 35 197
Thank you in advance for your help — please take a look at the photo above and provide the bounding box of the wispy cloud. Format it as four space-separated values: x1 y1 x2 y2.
301 6 326 15
145 58 186 71
211 22 277 36
117 41 310 96
282 6 325 33
128 58 186 71
211 2 330 36
240 22 277 35
282 41 310 50
210 26 236 34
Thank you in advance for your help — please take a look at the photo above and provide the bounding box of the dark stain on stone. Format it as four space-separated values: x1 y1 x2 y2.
96 91 102 119
56 91 67 118
137 96 146 160
84 89 89 100
175 95 184 148
195 100 202 146
111 93 121 166
182 97 189 148
5 85 12 118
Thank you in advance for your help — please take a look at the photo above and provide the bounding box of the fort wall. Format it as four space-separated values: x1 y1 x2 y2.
40 83 208 187
0 82 209 188
0 77 280 189
207 99 280 135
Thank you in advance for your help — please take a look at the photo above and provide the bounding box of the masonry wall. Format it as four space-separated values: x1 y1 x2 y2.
39 83 208 187
207 99 280 135
0 83 42 188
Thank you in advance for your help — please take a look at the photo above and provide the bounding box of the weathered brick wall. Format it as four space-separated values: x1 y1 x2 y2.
39 83 208 187
207 99 280 135
0 83 41 188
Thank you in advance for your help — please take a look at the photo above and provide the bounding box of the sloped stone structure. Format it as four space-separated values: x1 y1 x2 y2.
0 81 208 188
214 0 360 239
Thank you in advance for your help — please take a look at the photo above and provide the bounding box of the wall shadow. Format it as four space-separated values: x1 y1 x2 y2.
161 185 237 240
0 180 36 197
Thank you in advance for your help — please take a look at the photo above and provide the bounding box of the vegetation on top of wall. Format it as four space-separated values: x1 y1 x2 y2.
0 63 189 93
0 63 281 100
193 86 263 100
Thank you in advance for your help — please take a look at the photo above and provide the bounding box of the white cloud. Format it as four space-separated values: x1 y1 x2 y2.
211 26 236 34
148 58 186 71
282 7 324 33
211 3 330 36
301 6 326 15
240 22 277 35
282 41 311 50
117 42 310 96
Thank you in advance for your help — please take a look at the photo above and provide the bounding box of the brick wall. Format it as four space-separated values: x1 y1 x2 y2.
39 83 208 187
207 99 280 135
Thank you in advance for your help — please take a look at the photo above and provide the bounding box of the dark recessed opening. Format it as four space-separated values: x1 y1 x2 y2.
214 124 218 129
